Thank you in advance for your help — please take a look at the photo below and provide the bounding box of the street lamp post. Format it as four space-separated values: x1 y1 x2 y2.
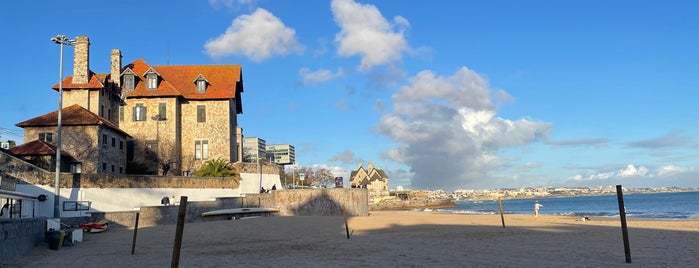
291 164 295 189
51 34 75 218
257 156 261 193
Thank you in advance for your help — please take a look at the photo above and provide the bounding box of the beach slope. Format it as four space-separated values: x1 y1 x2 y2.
2 211 697 267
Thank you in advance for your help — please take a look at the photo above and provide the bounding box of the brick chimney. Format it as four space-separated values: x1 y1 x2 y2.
72 35 90 84
110 49 122 87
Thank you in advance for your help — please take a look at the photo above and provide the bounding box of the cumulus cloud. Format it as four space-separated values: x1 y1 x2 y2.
376 67 552 190
299 67 344 85
329 150 359 165
204 8 303 61
331 0 410 70
566 164 698 187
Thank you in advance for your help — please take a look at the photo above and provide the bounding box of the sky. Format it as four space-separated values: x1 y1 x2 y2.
1 0 698 190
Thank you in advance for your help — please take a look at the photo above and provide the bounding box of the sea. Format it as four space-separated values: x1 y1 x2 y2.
433 191 699 220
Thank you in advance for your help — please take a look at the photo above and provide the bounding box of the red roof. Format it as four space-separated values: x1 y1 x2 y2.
8 140 73 158
15 104 130 137
122 59 242 100
51 71 105 90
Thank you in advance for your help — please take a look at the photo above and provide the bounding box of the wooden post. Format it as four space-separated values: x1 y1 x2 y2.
342 206 350 239
131 212 140 255
616 185 632 263
498 197 506 228
171 196 188 268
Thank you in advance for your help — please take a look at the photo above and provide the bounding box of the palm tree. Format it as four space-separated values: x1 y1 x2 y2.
193 158 240 186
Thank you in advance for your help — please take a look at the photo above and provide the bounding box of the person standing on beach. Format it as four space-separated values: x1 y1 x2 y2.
534 200 543 218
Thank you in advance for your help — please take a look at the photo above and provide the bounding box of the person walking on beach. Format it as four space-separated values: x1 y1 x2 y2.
534 200 543 218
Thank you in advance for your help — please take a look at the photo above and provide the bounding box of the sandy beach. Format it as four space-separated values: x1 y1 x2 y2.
2 211 698 267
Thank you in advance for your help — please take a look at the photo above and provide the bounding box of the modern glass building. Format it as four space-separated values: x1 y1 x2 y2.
266 144 295 165
242 137 266 163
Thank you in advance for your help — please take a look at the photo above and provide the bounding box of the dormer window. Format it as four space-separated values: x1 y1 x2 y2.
144 68 160 90
147 73 158 90
197 80 206 92
194 74 208 93
121 68 136 91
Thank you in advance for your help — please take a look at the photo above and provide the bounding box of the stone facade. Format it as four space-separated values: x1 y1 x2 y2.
179 99 237 174
72 36 89 84
350 162 389 191
16 106 128 174
117 58 243 175
119 97 181 174
14 35 243 178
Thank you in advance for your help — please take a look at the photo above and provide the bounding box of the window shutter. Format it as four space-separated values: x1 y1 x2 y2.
159 103 167 120
132 106 137 121
197 105 206 122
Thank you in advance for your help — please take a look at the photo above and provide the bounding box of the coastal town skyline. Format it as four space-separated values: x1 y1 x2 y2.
1 0 697 190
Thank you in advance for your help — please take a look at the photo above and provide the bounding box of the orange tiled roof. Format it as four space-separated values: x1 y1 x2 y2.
51 71 105 90
15 104 130 137
8 140 73 158
122 59 242 100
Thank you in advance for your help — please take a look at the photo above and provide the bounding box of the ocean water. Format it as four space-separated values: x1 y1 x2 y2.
434 191 699 220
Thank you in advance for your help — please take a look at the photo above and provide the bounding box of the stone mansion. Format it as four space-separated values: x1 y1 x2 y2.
12 35 244 176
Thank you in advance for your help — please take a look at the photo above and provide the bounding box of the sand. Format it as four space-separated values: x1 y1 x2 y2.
2 212 698 267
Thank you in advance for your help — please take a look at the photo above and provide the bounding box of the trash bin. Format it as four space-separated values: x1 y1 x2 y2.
48 230 65 250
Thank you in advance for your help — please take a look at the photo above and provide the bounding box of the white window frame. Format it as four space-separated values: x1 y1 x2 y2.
196 79 207 92
147 74 157 89
195 140 209 160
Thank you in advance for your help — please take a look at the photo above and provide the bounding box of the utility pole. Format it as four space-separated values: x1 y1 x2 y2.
50 34 75 218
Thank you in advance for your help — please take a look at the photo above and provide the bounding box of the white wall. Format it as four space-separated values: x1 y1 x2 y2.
239 173 282 194
11 172 280 218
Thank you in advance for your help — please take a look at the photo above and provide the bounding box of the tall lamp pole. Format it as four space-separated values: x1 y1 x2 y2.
51 34 75 218
257 156 262 193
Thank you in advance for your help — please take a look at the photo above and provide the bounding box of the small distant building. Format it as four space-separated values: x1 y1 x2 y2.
242 137 266 163
8 140 76 172
350 162 388 191
266 144 295 165
0 141 15 150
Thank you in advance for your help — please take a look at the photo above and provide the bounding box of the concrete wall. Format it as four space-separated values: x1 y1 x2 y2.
0 189 367 259
93 188 369 229
0 218 46 259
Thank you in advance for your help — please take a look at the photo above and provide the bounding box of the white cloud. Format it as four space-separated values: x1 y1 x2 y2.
656 164 691 176
376 67 552 189
329 150 363 165
566 164 698 187
331 0 410 70
204 8 303 61
299 67 344 85
208 0 256 9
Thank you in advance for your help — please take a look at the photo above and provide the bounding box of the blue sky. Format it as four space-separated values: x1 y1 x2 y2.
1 0 697 190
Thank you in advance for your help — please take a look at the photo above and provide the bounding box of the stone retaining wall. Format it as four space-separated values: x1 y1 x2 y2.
92 188 369 229
0 218 46 259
